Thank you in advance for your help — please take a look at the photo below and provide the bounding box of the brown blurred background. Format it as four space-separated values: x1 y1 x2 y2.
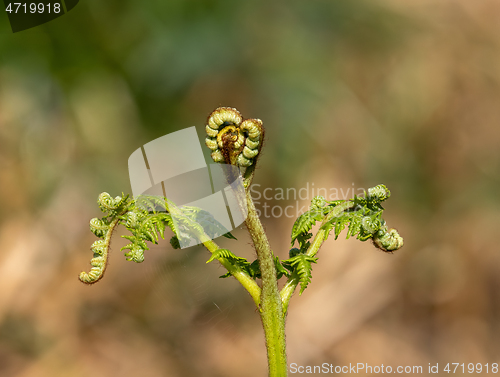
1 0 500 375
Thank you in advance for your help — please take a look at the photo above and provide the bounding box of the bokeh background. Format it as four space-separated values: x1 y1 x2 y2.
1 0 500 376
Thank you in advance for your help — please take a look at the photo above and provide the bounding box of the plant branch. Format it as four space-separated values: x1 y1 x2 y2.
280 200 355 313
200 237 261 307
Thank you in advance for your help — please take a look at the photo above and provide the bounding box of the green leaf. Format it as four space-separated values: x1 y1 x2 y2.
296 232 313 252
89 218 110 238
346 212 363 239
321 201 386 242
206 248 247 264
274 256 289 279
282 254 318 295
291 209 326 246
247 259 261 279
120 243 145 263
135 195 169 212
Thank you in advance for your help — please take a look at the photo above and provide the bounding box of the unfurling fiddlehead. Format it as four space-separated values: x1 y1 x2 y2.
80 193 239 284
282 185 404 299
80 193 132 284
318 184 403 248
79 193 179 284
205 107 264 169
373 226 404 252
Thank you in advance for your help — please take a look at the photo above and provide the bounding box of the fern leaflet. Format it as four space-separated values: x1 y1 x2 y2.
291 208 328 246
282 254 318 295
206 249 246 264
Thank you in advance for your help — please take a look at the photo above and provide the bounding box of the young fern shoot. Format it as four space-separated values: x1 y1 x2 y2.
79 107 403 377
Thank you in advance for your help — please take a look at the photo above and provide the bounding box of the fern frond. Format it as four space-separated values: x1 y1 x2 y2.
289 185 403 254
282 254 318 295
310 195 327 210
367 184 391 202
97 192 130 215
89 218 110 238
79 256 107 284
135 195 169 213
319 185 398 245
373 226 404 252
346 212 363 239
321 212 350 241
90 240 107 255
81 193 179 284
295 232 313 253
119 212 175 261
291 208 326 246
274 256 289 279
121 243 145 263
220 255 289 280
206 248 246 264
247 259 262 279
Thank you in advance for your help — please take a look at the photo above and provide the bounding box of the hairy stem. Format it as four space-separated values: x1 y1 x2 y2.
279 273 300 316
243 163 257 189
245 189 288 377
79 215 123 284
280 200 355 314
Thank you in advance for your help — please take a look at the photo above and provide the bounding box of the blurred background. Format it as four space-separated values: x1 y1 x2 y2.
1 0 500 375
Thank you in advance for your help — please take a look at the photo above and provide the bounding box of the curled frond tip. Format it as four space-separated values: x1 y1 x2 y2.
205 107 264 168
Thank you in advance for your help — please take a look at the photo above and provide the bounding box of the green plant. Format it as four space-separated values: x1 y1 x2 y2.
79 107 403 376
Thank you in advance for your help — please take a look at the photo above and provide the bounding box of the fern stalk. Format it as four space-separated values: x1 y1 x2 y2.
244 189 288 377
307 201 356 257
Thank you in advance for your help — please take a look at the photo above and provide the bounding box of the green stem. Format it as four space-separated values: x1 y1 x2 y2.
80 213 125 284
245 190 288 377
201 237 261 307
243 163 257 189
168 202 262 306
279 273 299 316
280 200 355 314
